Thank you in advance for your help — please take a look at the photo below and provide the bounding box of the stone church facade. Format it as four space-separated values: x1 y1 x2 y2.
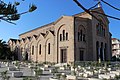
8 7 112 63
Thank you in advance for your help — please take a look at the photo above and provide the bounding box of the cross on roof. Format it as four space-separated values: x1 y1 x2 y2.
94 0 102 7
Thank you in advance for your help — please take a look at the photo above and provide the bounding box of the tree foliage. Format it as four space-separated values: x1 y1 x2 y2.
0 40 12 60
0 0 37 24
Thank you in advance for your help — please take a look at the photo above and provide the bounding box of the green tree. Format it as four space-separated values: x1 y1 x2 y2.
0 0 37 24
0 39 12 60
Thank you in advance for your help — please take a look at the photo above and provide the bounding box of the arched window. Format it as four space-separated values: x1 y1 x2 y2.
96 20 105 37
63 30 65 41
48 43 50 54
39 44 41 55
78 25 86 42
32 46 34 55
66 32 68 40
96 23 99 35
60 30 68 41
83 34 85 41
80 30 82 41
60 34 62 41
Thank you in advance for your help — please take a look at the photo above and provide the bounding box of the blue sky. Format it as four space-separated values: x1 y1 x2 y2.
0 0 120 41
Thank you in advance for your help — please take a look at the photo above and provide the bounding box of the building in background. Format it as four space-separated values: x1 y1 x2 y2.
112 38 120 58
8 7 112 63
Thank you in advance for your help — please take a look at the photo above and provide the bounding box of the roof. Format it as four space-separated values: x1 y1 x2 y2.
112 38 118 40
8 38 20 43
73 7 102 16
19 22 54 36
19 7 107 36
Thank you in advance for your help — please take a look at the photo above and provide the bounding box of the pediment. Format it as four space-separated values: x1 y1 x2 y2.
44 30 55 38
21 38 25 43
90 7 109 24
24 37 31 42
31 35 37 41
37 34 44 40
40 33 46 37
8 38 17 44
74 7 109 24
16 40 20 45
49 30 55 36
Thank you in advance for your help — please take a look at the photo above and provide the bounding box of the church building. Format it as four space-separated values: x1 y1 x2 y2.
8 7 112 63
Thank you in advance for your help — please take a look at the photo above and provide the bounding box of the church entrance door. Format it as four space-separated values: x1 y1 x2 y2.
60 49 67 63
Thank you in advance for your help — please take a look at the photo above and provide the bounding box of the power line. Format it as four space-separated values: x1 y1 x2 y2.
73 0 100 22
101 0 120 12
73 0 120 21
88 2 100 10
73 0 106 26
91 11 120 20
